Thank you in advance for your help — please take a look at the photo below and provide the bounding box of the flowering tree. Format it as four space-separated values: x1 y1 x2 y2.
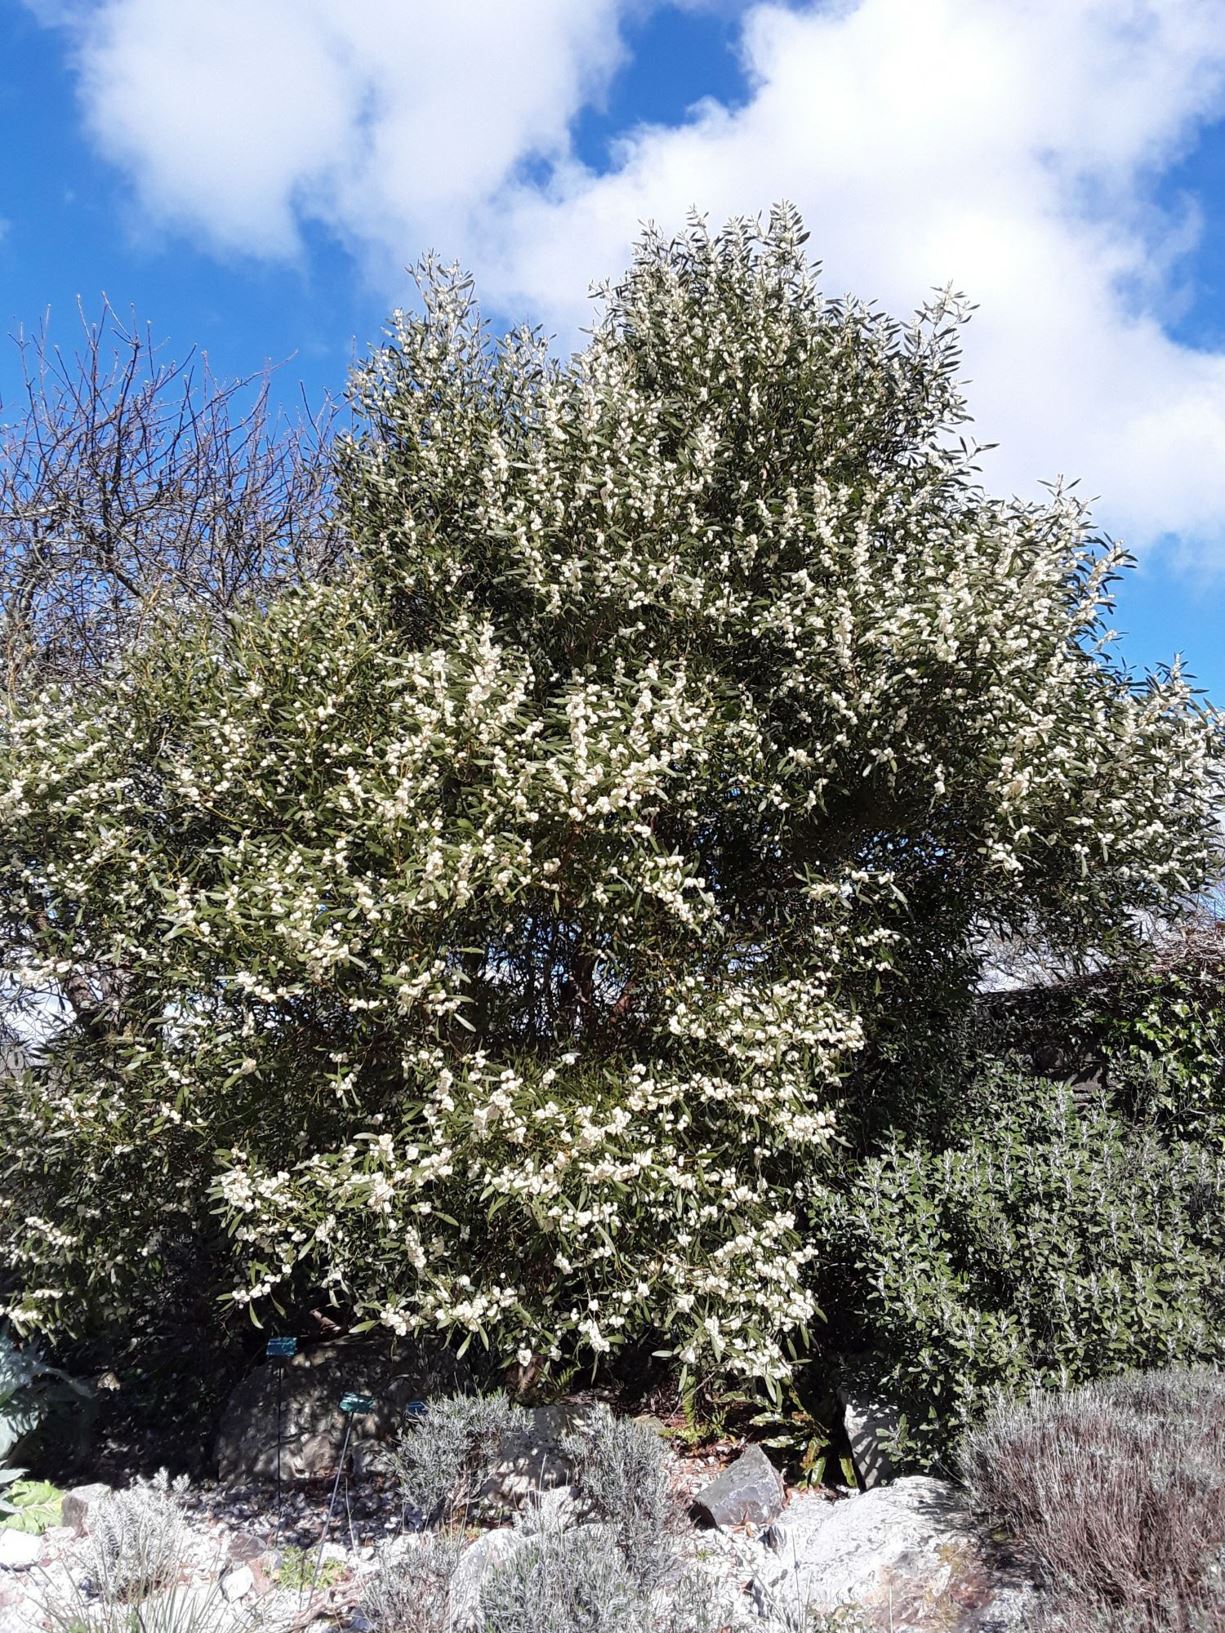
0 209 1219 1384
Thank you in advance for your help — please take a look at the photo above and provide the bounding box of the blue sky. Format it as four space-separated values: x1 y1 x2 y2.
2 0 1224 701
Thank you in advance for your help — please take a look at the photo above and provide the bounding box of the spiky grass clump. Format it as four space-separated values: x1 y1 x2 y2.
40 1583 241 1633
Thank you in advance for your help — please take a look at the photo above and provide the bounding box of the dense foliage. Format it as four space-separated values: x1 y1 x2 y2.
0 209 1219 1392
818 1069 1225 1466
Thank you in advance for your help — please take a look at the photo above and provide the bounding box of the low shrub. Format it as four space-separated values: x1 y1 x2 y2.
79 1470 192 1603
561 1406 676 1589
813 1069 1225 1467
478 1527 643 1633
389 1392 529 1526
361 1533 465 1633
38 1471 234 1633
962 1366 1225 1631
275 1544 345 1592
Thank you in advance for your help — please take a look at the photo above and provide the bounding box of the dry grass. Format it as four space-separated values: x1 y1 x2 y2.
961 1367 1225 1631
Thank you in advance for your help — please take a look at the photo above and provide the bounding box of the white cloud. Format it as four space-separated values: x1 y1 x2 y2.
35 0 1225 561
54 0 630 258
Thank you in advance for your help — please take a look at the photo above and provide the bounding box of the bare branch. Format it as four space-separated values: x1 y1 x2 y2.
0 300 345 691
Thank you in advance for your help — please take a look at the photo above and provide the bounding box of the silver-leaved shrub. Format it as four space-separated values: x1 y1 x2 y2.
0 208 1219 1385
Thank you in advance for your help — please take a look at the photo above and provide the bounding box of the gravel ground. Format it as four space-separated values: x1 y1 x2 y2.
0 1430 811 1631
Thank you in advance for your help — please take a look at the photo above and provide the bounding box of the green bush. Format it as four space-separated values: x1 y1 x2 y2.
1093 930 1225 1143
275 1545 346 1592
981 921 1225 1147
815 1070 1225 1467
1 210 1219 1384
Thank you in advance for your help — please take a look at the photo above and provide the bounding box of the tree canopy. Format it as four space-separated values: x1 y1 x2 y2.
1 208 1219 1383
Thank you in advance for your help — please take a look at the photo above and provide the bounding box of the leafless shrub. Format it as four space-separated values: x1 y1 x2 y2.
962 1366 1225 1630
0 301 343 692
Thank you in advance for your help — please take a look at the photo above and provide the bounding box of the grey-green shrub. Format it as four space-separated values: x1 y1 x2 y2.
478 1527 642 1633
360 1533 464 1633
961 1367 1225 1631
79 1471 193 1603
561 1406 676 1591
814 1071 1225 1467
389 1392 528 1526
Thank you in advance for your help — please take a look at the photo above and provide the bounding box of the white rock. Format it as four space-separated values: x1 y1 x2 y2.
220 1563 254 1601
249 1587 305 1633
0 1531 42 1570
753 1487 838 1595
448 1529 530 1631
686 1522 769 1582
0 1602 39 1633
750 1477 1022 1632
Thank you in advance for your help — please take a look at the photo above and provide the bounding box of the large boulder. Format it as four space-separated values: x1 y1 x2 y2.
214 1337 468 1484
752 1478 1038 1632
0 1530 42 1570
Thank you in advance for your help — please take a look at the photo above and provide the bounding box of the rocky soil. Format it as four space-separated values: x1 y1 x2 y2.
0 1466 1038 1631
0 1349 1038 1631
